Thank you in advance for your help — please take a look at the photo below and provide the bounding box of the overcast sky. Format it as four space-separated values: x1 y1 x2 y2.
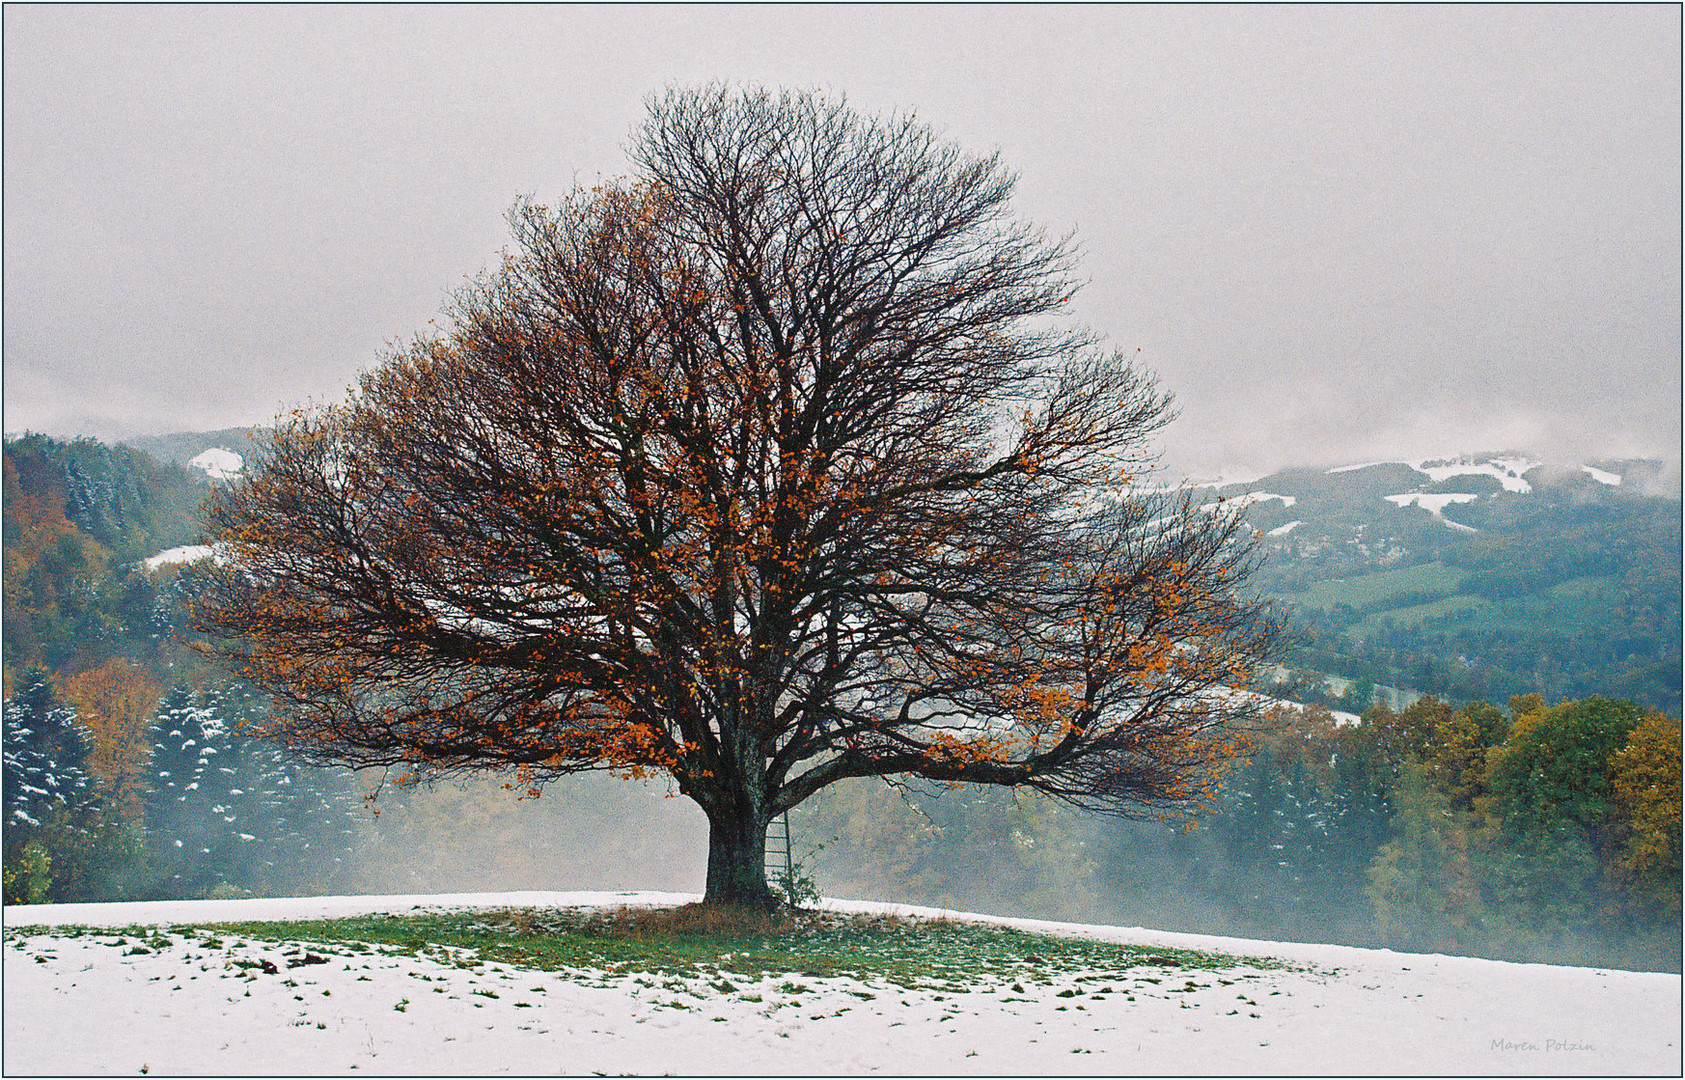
4 5 1679 477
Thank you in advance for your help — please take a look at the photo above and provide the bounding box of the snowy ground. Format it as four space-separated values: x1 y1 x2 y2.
4 891 1679 1075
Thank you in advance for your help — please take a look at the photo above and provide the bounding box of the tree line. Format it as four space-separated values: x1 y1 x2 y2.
793 693 1680 971
10 657 1676 974
3 671 363 904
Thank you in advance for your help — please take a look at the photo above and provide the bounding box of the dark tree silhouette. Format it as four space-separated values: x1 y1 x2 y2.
197 86 1278 906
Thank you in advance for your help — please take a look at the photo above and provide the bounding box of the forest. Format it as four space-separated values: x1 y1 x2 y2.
3 431 1679 971
1223 459 1682 716
794 693 1681 972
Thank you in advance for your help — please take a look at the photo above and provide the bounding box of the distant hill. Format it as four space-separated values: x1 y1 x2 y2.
11 432 1679 715
1197 453 1682 715
3 433 212 686
121 427 267 474
4 434 208 563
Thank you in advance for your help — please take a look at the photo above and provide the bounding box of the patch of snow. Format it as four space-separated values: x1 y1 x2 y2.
1385 493 1481 534
1384 493 1479 515
1298 703 1360 726
188 448 243 480
142 545 214 572
1199 492 1297 512
1267 520 1303 537
1219 687 1361 727
1582 465 1622 486
1412 456 1538 494
2 890 1677 1076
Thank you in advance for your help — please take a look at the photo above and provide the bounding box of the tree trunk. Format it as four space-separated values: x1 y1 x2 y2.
703 809 775 908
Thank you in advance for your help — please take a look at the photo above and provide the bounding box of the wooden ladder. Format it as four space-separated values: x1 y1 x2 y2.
764 811 793 885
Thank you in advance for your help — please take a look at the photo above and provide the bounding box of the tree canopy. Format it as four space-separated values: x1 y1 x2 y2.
198 86 1278 905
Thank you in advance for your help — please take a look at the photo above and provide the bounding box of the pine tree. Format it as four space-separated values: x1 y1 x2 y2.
2 673 133 903
143 683 365 898
3 673 94 831
143 684 263 897
244 725 365 896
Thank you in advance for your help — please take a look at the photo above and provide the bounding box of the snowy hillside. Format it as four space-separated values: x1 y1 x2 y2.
4 891 1678 1075
1192 450 1678 585
1196 448 1681 714
188 447 243 480
1327 453 1542 494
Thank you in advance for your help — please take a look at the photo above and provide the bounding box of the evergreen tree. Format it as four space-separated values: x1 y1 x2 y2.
2 673 139 903
247 742 365 896
1323 721 1395 877
3 674 93 831
143 683 365 898
143 684 264 897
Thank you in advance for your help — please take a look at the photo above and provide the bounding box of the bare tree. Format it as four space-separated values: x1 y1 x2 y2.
198 86 1278 907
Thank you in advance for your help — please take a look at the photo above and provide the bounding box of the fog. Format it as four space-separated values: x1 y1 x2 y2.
339 774 709 898
324 770 1678 974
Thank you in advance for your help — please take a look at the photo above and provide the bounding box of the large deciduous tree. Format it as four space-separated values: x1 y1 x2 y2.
197 86 1277 906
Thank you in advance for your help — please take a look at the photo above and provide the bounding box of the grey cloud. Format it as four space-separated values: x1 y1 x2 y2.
4 5 1678 475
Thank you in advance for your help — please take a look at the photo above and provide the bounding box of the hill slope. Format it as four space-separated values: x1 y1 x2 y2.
1199 453 1682 713
47 429 1680 715
4 891 1678 1075
120 426 266 473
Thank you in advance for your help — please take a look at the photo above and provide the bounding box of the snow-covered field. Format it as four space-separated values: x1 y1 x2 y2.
4 891 1679 1075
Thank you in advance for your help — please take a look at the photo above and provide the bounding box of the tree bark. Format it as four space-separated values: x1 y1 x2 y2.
703 808 775 908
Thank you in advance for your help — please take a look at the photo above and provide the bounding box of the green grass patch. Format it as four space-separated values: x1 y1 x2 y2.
11 905 1295 993
1292 561 1467 612
1344 575 1628 641
1542 574 1628 611
1347 593 1489 636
